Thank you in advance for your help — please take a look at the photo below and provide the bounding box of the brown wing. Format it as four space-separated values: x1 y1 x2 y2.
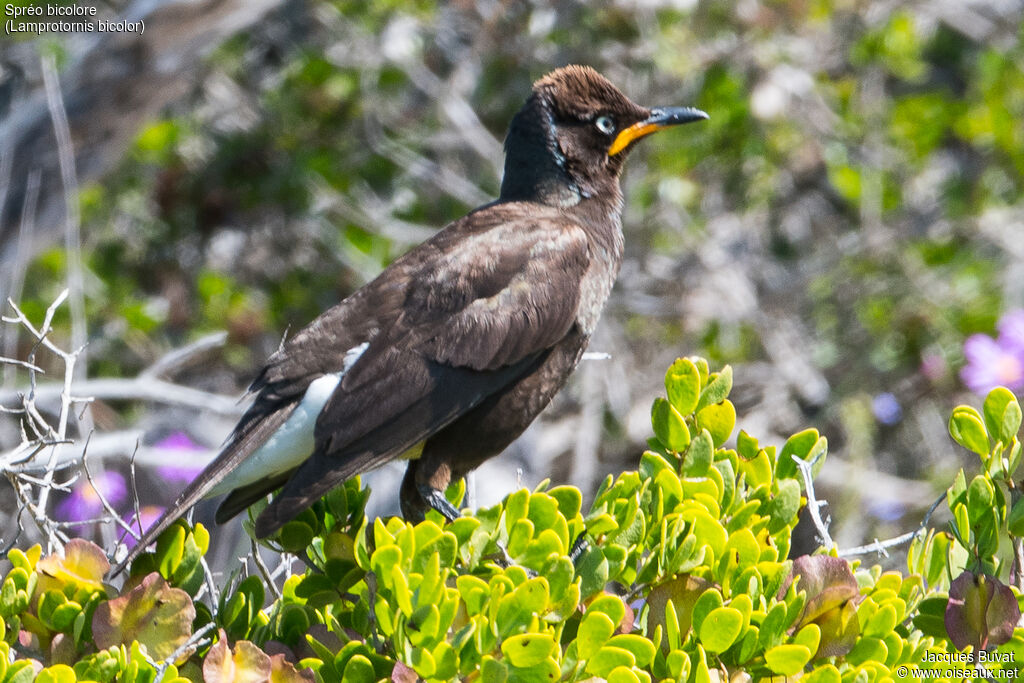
254 207 591 536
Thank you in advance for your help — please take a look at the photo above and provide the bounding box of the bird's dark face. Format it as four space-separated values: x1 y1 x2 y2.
499 65 707 206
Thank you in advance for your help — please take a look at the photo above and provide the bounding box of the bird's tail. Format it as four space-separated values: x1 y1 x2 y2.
110 403 295 576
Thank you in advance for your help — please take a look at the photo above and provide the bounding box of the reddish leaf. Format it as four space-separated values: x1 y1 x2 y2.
269 653 315 683
204 630 270 683
782 555 863 657
946 571 1021 651
36 539 110 598
202 629 313 683
392 661 419 683
646 575 714 643
92 572 195 661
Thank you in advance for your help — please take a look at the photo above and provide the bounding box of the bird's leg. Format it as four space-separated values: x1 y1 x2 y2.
404 461 521 570
418 481 520 569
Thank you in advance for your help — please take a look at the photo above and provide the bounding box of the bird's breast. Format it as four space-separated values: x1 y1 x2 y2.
574 223 624 336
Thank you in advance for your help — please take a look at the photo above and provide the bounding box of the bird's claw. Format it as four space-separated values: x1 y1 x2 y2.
569 530 589 565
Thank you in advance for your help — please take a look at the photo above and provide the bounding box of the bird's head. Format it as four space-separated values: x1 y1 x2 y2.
499 65 707 207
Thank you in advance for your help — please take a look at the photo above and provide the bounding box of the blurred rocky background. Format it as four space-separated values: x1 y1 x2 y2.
2 0 1024 569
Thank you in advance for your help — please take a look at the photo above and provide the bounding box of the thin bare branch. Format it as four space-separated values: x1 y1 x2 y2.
82 438 144 540
154 622 217 682
1 167 40 389
839 494 946 558
251 538 283 600
0 377 242 415
41 55 88 393
793 452 835 550
138 331 228 379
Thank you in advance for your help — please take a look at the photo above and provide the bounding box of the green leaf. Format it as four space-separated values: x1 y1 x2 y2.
913 593 950 638
685 509 727 558
278 521 316 555
606 667 642 683
1008 497 1024 536
665 649 690 680
35 665 76 683
501 632 555 668
480 657 507 682
696 365 732 412
548 486 582 520
766 479 801 532
665 358 701 415
586 646 635 678
966 475 995 523
984 387 1022 445
577 546 610 600
691 589 724 635
800 663 841 683
5 661 36 683
738 448 773 487
652 398 691 452
763 644 812 675
605 634 656 667
759 602 789 649
696 400 736 447
949 406 991 457
864 603 898 638
775 429 826 480
697 607 743 652
156 524 186 579
844 636 888 666
341 655 376 683
683 429 714 476
578 611 616 659
589 594 627 628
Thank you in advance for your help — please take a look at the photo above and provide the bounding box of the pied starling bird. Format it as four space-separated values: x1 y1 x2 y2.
115 65 707 572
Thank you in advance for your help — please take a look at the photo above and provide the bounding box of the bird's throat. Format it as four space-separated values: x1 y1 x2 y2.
499 96 582 207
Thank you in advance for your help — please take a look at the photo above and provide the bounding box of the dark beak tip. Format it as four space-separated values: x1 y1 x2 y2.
652 106 709 125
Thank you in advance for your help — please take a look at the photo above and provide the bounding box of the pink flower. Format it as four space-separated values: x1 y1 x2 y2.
153 431 207 484
960 333 1024 395
998 309 1024 357
54 471 127 525
122 505 166 549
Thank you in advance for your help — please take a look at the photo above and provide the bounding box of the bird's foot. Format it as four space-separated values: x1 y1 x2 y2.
418 485 461 523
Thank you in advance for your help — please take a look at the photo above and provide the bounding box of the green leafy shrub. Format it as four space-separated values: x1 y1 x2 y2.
1 357 1022 681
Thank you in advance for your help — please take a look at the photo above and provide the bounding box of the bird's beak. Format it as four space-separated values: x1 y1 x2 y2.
608 106 709 156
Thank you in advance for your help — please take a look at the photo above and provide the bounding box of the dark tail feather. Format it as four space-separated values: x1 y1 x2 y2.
215 470 293 524
111 403 296 576
111 468 226 576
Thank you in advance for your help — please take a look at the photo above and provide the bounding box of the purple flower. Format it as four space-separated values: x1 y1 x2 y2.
871 393 902 425
867 499 905 522
55 471 127 524
154 431 207 484
998 310 1024 356
961 333 1024 395
123 505 165 549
